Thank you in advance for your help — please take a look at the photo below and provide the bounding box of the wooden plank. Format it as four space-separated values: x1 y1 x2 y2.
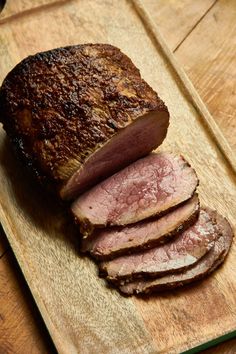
144 0 236 152
0 0 236 353
133 0 236 174
143 0 216 51
0 0 65 22
0 250 55 354
173 0 236 152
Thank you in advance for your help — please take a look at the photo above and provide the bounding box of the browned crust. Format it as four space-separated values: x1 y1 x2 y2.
119 234 231 296
0 44 168 193
99 253 199 285
118 210 234 295
89 195 200 261
99 207 220 284
119 250 225 296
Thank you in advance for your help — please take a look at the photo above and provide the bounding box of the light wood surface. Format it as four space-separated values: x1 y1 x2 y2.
143 0 216 51
175 0 236 153
0 0 65 22
0 0 236 353
148 0 236 152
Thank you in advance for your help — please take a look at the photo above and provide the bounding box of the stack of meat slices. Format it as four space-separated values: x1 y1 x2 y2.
72 152 233 296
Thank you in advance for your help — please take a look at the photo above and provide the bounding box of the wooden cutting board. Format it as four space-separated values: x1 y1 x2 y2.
0 1 236 353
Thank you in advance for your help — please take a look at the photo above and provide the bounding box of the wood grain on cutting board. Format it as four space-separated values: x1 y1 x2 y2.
146 0 236 152
143 0 216 51
0 0 236 353
0 0 66 22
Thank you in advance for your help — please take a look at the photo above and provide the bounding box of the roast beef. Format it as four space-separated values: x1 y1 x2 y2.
82 194 200 260
99 209 218 283
119 211 233 295
72 153 198 236
0 44 169 200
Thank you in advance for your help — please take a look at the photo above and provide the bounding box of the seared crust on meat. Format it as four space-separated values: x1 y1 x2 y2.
0 44 168 192
119 210 233 295
82 195 200 261
99 208 219 283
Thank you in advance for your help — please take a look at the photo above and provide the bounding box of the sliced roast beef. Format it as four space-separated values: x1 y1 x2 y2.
119 211 233 295
72 153 198 236
99 209 218 283
0 44 169 200
82 194 200 260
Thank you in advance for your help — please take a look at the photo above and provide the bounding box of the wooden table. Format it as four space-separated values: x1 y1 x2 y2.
0 0 235 352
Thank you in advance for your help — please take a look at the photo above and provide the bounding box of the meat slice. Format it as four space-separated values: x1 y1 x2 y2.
99 209 218 283
72 153 198 236
0 44 169 200
82 194 200 260
119 211 233 295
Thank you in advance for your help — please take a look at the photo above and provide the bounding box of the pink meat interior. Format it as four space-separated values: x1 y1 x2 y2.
72 152 198 229
61 110 168 200
101 209 217 280
82 195 199 258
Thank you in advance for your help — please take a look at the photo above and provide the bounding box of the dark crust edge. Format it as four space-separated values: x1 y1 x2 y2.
119 210 234 296
119 250 225 296
99 207 220 284
89 195 200 261
98 190 200 281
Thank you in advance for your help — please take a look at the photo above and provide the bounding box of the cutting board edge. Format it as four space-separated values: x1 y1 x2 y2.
181 329 236 354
